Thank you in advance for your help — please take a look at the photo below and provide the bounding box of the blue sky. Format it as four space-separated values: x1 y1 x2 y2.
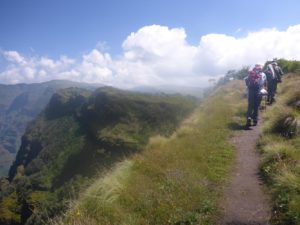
1 0 300 57
1 0 300 86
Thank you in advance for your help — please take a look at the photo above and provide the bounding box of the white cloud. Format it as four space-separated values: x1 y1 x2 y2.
198 25 300 75
3 51 26 65
2 24 300 87
77 49 113 83
39 57 56 69
0 52 76 83
119 25 198 86
123 25 190 59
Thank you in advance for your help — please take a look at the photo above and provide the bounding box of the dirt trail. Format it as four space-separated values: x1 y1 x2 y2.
221 120 271 225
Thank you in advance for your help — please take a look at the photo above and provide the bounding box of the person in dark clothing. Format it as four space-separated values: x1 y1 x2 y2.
247 84 260 126
265 60 283 104
245 66 264 127
265 70 276 104
273 61 284 93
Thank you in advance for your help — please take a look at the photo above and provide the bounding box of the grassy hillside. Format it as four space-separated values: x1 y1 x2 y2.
0 87 196 225
258 73 300 225
0 80 102 176
53 80 247 225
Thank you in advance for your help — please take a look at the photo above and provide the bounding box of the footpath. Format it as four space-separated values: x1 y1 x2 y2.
221 119 271 225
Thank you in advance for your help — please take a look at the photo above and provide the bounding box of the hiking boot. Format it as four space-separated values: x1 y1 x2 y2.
268 99 273 105
253 120 257 126
246 117 251 127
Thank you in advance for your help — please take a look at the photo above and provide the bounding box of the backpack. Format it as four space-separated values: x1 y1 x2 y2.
273 65 283 82
265 68 273 81
247 70 260 88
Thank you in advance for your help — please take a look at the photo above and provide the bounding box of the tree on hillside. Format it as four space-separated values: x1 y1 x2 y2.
217 66 250 86
278 59 300 74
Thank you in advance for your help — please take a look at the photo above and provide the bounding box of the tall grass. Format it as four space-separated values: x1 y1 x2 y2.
54 81 247 225
258 73 300 225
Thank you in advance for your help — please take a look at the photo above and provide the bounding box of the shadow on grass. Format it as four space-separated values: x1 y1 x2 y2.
228 122 251 131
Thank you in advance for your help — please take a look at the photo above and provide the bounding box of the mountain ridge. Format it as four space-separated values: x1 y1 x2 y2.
0 80 103 176
0 86 196 224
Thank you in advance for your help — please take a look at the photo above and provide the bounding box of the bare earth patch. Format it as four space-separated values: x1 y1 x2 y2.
221 119 271 225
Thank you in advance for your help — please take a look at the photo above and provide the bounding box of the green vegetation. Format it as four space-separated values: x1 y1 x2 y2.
0 80 102 176
217 66 250 86
258 73 300 225
0 87 196 224
0 191 21 225
54 80 247 225
277 59 300 74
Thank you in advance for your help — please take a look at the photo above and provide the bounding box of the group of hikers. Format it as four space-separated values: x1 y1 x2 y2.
245 58 284 127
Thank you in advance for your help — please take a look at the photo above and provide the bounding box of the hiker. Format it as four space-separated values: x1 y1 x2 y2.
254 64 267 109
265 59 283 104
245 65 265 127
272 60 284 93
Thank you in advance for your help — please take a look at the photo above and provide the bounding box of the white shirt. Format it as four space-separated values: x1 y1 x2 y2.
259 72 266 89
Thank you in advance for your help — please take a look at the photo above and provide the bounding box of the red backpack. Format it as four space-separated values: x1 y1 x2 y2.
247 70 260 88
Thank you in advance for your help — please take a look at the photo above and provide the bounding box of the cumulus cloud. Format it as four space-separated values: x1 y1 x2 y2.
2 51 26 65
0 52 76 84
2 24 300 87
116 25 198 87
197 25 300 75
77 49 113 83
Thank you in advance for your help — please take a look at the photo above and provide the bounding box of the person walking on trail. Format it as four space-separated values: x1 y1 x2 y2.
273 59 284 92
245 65 265 127
255 65 267 109
265 59 283 104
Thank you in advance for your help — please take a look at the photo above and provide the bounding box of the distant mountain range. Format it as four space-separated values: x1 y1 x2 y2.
131 85 204 98
0 80 103 176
